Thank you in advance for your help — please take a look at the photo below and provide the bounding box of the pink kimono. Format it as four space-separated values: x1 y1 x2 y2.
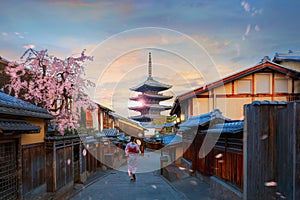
125 142 140 176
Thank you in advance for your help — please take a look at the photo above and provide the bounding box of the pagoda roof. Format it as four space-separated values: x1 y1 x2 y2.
129 93 173 101
130 114 162 122
129 104 172 112
130 77 172 92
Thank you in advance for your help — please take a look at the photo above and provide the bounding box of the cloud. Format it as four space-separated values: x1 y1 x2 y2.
48 0 111 7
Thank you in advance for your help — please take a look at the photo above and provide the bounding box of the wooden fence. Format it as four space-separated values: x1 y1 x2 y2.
183 131 243 189
244 101 300 199
45 135 82 192
214 134 243 189
22 143 45 195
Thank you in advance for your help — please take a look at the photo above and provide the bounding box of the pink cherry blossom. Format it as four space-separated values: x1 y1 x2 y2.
5 48 96 134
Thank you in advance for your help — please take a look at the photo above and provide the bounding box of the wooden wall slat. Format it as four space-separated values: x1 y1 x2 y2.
243 101 299 199
22 143 45 195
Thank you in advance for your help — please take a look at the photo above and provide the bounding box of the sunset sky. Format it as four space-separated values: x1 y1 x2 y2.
1 0 300 117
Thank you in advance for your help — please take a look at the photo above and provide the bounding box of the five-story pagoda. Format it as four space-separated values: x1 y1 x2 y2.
129 53 173 127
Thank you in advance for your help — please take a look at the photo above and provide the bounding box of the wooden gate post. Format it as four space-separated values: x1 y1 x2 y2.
244 101 287 199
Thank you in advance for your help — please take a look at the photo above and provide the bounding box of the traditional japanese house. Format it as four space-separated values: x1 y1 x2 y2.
0 91 54 199
170 56 300 199
178 109 230 174
81 104 115 132
273 50 300 71
171 56 300 120
129 52 173 130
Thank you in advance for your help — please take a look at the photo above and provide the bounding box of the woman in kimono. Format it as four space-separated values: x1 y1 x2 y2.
125 136 140 181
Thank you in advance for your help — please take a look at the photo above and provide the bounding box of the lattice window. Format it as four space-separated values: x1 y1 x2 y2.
0 141 18 200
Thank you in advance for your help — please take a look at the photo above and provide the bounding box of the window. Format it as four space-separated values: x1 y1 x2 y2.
295 80 300 93
274 79 288 93
256 74 271 94
237 80 251 94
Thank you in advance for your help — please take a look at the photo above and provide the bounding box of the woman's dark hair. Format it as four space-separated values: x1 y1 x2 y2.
130 136 135 142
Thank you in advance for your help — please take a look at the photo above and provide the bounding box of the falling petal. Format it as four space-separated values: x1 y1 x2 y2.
218 160 224 163
245 24 251 36
255 25 260 31
264 181 277 187
215 153 223 159
261 134 268 140
190 180 198 186
178 166 186 170
151 185 157 189
241 1 250 12
82 149 87 156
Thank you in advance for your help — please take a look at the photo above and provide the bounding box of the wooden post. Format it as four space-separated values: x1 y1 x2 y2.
277 101 300 199
244 101 300 199
244 102 287 199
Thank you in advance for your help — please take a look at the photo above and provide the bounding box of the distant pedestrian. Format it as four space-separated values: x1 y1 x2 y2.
125 136 140 181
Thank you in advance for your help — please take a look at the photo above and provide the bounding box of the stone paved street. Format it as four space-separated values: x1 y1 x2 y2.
70 170 187 200
69 150 212 200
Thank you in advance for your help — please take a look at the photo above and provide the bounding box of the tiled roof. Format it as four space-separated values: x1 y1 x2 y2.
86 135 98 144
102 128 118 137
0 91 54 119
0 118 41 134
0 56 9 63
174 58 300 103
130 77 172 92
179 109 229 128
162 134 182 146
129 93 173 101
250 100 287 106
109 111 145 129
130 114 162 122
273 50 300 62
129 104 172 111
201 121 244 134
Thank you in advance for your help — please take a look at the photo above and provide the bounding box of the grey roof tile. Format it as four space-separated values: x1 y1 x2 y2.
0 118 41 133
179 109 229 128
201 121 244 134
0 91 54 119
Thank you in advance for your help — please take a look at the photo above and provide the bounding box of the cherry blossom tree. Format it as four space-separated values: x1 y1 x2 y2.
5 48 96 134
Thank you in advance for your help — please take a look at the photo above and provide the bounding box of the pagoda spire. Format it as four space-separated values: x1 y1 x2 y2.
148 52 152 78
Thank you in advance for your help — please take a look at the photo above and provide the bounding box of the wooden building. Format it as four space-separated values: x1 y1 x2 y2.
273 50 300 71
170 56 300 199
170 56 300 120
0 91 54 199
82 104 115 132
